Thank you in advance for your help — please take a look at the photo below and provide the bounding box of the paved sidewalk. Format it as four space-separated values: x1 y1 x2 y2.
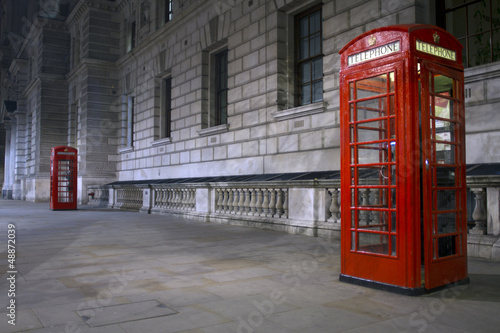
0 200 499 333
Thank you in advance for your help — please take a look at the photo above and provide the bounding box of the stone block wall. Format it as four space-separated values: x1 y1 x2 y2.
114 0 423 182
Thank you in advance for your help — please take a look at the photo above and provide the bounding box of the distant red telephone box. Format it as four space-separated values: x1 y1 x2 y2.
339 25 468 294
50 146 78 210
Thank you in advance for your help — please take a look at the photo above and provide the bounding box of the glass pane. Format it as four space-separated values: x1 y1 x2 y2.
356 97 387 121
351 231 356 250
299 38 309 60
435 120 454 142
299 16 308 37
300 62 310 83
301 83 311 104
356 74 388 99
438 235 457 258
358 216 388 230
358 233 389 255
357 142 389 165
357 166 386 184
356 119 387 143
352 210 356 228
391 188 396 208
433 74 454 97
469 32 491 66
391 235 397 256
438 212 457 234
310 10 321 33
389 72 395 92
391 211 396 232
349 82 355 101
434 97 453 119
312 81 323 103
310 33 321 57
436 166 456 187
446 7 466 38
436 143 455 165
468 1 490 36
312 57 323 80
494 30 500 62
494 1 500 29
436 190 456 211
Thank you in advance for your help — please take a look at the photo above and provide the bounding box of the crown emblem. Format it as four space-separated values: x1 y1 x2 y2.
368 35 376 46
433 32 440 43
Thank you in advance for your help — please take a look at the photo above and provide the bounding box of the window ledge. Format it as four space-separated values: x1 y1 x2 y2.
152 137 172 146
271 101 326 121
197 124 229 137
118 146 134 154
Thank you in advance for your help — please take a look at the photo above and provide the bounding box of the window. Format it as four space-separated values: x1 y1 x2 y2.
127 96 134 147
295 6 323 106
165 0 173 23
214 50 228 126
162 77 172 138
127 20 136 52
438 0 500 67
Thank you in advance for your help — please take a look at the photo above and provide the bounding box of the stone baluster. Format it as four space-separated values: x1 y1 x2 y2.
221 188 228 213
328 188 340 222
250 188 257 215
216 189 222 213
261 188 269 217
283 189 288 218
470 188 487 235
165 189 171 208
255 188 263 216
243 189 250 215
269 188 276 217
237 189 244 215
182 189 187 210
276 188 284 218
190 189 196 210
232 189 239 214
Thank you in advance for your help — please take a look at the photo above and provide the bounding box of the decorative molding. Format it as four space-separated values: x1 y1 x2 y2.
152 137 172 146
271 101 326 121
197 124 229 137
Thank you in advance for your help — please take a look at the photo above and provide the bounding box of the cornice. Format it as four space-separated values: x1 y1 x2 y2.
66 0 120 28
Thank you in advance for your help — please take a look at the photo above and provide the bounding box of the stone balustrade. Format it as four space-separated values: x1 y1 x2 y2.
114 187 143 210
214 187 288 219
152 187 196 212
85 174 500 259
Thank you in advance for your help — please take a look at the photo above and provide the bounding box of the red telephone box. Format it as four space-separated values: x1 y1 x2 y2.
50 146 78 210
339 25 468 295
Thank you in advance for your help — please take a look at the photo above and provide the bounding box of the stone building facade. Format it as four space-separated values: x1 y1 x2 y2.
1 0 500 256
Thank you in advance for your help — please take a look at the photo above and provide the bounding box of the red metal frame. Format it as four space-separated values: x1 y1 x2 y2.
339 25 467 294
50 146 78 210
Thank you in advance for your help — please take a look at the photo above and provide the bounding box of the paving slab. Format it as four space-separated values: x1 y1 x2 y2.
0 200 500 333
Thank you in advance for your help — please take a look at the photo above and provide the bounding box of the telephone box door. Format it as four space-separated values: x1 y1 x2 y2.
419 61 468 289
50 146 78 210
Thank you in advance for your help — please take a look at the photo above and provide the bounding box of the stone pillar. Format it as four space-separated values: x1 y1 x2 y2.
2 122 12 199
470 188 487 235
487 188 500 236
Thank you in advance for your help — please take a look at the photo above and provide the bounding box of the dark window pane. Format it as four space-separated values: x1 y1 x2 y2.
301 83 311 105
310 10 321 33
312 57 322 80
299 39 309 60
310 33 322 57
446 7 466 38
312 81 323 103
469 32 491 66
299 16 308 37
300 62 310 84
468 1 490 35
494 30 500 62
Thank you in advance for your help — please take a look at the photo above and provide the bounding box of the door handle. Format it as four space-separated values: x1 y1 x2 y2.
425 159 430 170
